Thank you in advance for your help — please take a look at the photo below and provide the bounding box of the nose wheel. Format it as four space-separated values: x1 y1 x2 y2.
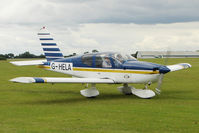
118 83 156 99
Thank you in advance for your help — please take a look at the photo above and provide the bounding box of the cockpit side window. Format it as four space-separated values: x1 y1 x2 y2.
82 54 93 66
102 57 112 68
95 56 103 68
95 55 112 68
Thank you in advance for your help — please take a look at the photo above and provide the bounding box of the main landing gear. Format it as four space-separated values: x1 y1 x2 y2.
80 83 155 99
80 83 99 98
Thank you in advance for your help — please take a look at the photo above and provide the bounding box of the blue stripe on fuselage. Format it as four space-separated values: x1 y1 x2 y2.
122 61 161 70
52 57 162 71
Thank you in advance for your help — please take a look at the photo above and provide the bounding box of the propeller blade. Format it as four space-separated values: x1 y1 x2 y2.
164 50 170 65
156 50 170 95
155 73 164 95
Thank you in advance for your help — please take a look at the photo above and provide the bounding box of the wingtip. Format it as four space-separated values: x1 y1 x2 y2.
10 77 35 83
166 63 192 72
10 61 20 66
187 63 192 68
179 63 192 69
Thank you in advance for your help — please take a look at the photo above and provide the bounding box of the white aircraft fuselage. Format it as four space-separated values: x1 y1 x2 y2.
40 52 169 84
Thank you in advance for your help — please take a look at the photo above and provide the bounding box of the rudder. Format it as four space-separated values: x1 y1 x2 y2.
38 27 64 61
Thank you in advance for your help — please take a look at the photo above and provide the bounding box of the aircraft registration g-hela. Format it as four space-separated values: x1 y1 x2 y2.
10 27 191 99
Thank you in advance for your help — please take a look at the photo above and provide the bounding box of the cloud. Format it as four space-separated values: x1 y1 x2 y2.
0 0 199 55
0 22 199 55
0 0 199 25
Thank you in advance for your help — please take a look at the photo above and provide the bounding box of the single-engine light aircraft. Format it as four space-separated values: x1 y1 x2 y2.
10 27 191 99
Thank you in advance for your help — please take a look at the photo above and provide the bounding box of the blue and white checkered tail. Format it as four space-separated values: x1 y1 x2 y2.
38 27 64 61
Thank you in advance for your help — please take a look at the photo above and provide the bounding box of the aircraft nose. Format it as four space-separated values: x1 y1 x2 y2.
158 66 171 74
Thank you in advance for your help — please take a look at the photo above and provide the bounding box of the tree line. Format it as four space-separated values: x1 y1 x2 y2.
0 52 45 60
0 49 100 60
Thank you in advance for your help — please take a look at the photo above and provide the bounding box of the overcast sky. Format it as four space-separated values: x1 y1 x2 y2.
0 0 199 55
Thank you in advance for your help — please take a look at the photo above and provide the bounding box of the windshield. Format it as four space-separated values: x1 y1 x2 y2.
96 52 137 64
113 53 137 63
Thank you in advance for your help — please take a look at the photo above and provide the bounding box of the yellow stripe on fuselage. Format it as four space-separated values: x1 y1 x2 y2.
37 65 159 74
73 67 159 74
37 65 50 69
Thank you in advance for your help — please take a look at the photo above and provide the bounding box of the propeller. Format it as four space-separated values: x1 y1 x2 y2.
155 73 163 94
155 50 171 95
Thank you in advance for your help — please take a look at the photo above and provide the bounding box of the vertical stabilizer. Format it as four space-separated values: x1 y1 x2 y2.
38 27 64 61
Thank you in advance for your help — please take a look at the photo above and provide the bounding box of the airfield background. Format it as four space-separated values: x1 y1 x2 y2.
136 51 199 58
0 57 198 132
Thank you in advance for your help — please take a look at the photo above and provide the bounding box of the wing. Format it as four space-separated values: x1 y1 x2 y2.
10 77 115 84
10 60 46 66
167 63 191 72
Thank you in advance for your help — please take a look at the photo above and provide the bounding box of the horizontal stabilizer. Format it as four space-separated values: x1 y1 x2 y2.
167 63 191 72
10 60 46 66
10 77 115 84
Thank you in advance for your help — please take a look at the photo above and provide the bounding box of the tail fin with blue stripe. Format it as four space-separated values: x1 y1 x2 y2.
38 27 64 61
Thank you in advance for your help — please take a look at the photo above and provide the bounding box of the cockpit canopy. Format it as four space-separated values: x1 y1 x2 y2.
81 52 137 68
95 52 137 63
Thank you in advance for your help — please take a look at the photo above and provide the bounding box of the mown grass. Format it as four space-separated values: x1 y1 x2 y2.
0 58 198 133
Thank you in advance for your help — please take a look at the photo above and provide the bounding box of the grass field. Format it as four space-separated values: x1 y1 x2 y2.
0 58 198 133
